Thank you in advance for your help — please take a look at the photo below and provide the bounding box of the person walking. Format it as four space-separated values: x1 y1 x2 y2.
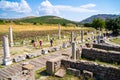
31 39 36 47
39 39 42 48
50 39 53 47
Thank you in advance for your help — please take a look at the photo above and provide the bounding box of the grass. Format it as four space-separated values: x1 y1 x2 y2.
35 67 46 79
109 38 120 44
0 24 86 33
35 67 80 80
0 24 94 44
0 65 4 69
35 66 95 80
81 58 120 67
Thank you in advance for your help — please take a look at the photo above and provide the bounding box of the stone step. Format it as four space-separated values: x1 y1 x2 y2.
55 69 66 78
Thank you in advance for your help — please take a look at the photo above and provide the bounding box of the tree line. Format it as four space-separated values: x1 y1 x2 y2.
84 17 120 36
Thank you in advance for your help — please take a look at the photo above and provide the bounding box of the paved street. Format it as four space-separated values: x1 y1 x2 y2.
0 43 80 79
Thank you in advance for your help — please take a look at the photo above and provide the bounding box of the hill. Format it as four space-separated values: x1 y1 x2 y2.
80 14 120 24
10 16 79 26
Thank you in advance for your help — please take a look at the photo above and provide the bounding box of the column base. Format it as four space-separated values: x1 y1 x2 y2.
10 42 14 47
2 58 12 65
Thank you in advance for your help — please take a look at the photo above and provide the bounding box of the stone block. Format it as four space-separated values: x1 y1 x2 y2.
26 54 35 59
76 49 81 59
67 68 81 76
46 56 64 75
13 55 26 62
83 70 93 78
62 42 67 48
53 47 59 51
46 60 55 75
41 49 48 54
55 69 66 77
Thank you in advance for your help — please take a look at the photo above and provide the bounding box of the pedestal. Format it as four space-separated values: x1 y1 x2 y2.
2 58 12 65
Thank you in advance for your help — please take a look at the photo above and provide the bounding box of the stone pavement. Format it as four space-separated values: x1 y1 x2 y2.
0 44 80 79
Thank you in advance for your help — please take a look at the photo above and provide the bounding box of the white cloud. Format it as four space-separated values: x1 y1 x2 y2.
55 5 97 13
37 0 97 15
0 0 31 13
80 3 96 9
37 0 59 15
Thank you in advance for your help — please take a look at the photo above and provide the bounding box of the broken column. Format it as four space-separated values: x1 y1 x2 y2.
81 30 84 42
71 32 74 43
58 24 61 39
9 27 14 47
2 35 12 65
97 30 101 44
47 34 50 41
72 42 76 61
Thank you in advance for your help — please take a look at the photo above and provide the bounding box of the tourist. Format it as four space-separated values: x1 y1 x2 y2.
50 39 53 47
31 39 35 44
39 39 42 48
33 41 36 47
31 39 36 47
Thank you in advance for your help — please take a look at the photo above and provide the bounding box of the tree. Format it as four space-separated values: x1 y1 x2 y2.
84 23 92 27
105 17 120 35
0 19 4 24
92 18 105 30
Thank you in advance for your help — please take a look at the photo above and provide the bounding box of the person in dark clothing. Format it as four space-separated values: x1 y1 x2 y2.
31 39 36 47
31 39 35 44
50 39 53 47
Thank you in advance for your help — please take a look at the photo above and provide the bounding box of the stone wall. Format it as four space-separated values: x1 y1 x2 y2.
61 59 120 80
46 56 65 75
81 48 120 64
93 44 120 52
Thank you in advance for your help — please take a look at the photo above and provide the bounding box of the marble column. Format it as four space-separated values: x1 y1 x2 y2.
72 42 76 61
2 35 12 65
9 27 14 47
81 30 84 42
47 34 50 41
58 24 61 39
97 31 101 44
71 32 74 43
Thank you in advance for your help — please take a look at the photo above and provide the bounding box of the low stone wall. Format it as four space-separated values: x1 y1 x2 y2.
81 48 120 64
61 59 120 80
93 44 120 52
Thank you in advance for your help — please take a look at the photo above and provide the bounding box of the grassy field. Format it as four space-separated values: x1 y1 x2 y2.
0 24 94 43
0 24 86 33
110 38 120 44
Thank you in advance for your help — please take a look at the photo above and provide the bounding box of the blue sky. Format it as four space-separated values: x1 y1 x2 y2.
0 0 120 21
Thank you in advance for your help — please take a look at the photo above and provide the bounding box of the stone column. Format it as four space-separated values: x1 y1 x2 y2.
97 31 100 44
72 42 76 61
91 32 94 39
9 27 14 47
2 35 12 65
71 32 74 43
81 30 84 42
58 24 61 39
47 34 50 41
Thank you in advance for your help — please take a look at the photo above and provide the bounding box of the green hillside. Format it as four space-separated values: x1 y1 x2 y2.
13 16 79 26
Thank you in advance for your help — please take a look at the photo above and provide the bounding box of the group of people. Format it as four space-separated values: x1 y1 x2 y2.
31 38 54 48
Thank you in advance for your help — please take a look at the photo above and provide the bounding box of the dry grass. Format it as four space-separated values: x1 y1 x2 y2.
0 24 87 33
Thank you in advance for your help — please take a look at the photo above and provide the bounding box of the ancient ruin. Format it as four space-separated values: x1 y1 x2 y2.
2 35 12 66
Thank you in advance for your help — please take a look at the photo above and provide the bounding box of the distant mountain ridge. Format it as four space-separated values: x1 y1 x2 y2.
80 14 120 24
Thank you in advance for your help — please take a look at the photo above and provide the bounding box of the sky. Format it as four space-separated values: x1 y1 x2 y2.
0 0 120 21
